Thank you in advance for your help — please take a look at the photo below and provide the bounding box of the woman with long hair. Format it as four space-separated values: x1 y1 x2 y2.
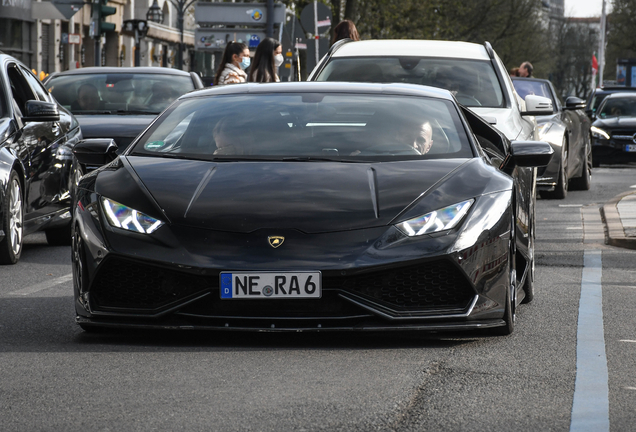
331 19 360 45
249 38 282 83
213 42 250 86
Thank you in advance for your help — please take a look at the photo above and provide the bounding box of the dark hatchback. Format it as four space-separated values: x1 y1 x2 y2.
585 86 636 119
590 92 636 165
44 67 203 154
0 53 82 264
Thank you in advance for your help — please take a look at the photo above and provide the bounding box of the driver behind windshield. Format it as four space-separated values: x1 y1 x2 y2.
72 83 103 111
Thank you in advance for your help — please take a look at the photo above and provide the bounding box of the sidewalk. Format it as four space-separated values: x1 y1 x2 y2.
602 190 636 250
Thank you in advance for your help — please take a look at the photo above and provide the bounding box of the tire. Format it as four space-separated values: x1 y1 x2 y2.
495 278 516 336
45 223 72 246
569 141 592 191
521 220 534 304
0 171 24 264
494 212 516 336
539 139 568 199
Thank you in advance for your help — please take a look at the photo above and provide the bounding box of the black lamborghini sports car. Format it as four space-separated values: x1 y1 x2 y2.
71 82 552 335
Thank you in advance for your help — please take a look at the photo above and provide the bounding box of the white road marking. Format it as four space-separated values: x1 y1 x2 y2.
567 227 583 230
8 274 73 296
624 387 636 391
619 340 636 343
560 204 584 207
630 185 636 189
570 249 609 432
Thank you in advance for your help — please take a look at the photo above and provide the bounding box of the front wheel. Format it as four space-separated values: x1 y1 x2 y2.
521 222 535 304
569 141 592 191
0 171 24 264
493 213 516 335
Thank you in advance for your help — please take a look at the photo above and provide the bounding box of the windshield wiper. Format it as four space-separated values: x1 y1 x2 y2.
282 156 372 163
115 110 161 115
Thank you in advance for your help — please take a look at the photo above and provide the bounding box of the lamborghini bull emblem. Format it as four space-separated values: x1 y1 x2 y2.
268 236 285 248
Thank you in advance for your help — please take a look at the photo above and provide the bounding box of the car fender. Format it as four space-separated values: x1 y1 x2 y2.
538 118 567 181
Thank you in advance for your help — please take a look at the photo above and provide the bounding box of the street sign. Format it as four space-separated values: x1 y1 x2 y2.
195 29 268 51
195 2 286 26
69 33 81 44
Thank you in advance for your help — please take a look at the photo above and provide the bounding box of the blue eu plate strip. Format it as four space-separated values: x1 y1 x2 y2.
220 273 233 298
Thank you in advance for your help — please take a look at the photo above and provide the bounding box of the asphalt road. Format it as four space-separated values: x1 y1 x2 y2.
1 166 635 431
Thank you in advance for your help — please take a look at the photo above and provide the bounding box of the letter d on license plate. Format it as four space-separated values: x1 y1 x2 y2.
220 272 321 299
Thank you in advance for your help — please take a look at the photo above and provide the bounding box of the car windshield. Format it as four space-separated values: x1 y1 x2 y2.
46 73 194 115
598 97 636 118
315 57 504 108
512 80 553 102
130 93 474 161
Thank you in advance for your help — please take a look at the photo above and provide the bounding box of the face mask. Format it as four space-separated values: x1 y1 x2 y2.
240 56 251 70
274 54 284 68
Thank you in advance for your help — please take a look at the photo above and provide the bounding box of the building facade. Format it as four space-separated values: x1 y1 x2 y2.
0 0 195 75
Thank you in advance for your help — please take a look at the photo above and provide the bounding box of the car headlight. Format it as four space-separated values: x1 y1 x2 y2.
591 126 610 140
396 199 473 237
101 197 164 234
537 123 552 138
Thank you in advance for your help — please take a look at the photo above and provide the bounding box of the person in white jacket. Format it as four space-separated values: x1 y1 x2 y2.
214 42 250 86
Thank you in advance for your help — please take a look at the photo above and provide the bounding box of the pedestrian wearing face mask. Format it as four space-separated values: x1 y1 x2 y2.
250 38 283 83
214 42 250 85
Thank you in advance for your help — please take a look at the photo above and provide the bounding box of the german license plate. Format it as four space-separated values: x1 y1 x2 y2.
220 272 321 299
626 144 636 152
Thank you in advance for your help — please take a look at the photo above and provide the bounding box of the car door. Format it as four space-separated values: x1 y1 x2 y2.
6 62 67 226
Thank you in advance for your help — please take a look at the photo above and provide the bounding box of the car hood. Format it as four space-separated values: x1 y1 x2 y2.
94 156 510 234
593 116 636 129
76 114 155 139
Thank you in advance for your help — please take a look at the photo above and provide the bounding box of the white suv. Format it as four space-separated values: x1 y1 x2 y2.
308 39 553 142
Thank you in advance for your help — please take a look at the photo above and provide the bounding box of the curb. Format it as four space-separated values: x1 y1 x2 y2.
602 190 636 250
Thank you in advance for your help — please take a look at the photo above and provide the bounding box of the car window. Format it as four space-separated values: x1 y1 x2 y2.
20 66 51 102
315 57 504 108
45 73 195 114
590 94 608 114
598 97 636 118
512 80 557 112
7 63 37 116
132 93 474 161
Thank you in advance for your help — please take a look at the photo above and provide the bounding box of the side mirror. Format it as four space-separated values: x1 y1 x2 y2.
521 95 553 116
565 96 586 110
22 100 60 122
510 140 553 167
73 138 118 168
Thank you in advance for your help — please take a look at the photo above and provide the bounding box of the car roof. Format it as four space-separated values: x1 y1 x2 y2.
330 40 490 61
47 67 192 77
183 81 457 101
604 92 636 99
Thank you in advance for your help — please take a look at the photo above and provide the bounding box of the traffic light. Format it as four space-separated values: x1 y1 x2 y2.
90 0 116 37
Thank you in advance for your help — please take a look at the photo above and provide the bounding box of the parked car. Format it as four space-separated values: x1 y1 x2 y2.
308 39 553 144
589 92 636 166
0 52 82 264
44 67 204 155
585 86 636 119
71 82 552 335
512 77 592 198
